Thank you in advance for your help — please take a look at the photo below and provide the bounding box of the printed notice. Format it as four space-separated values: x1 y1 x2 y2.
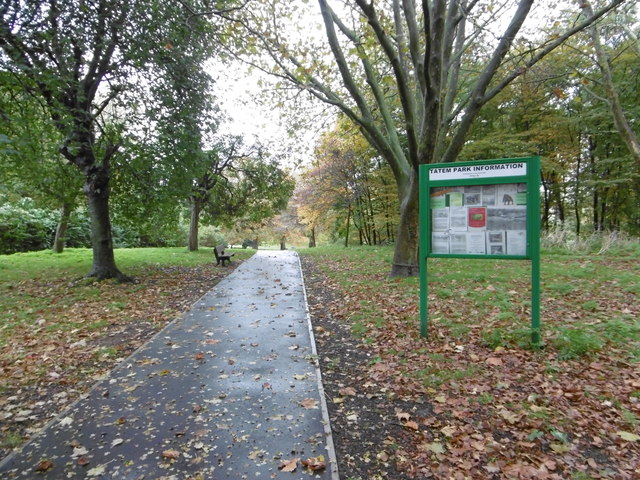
432 233 450 253
507 230 527 256
467 232 486 254
431 194 446 209
464 185 482 206
450 233 467 254
487 207 526 231
432 208 450 231
468 207 487 229
486 231 506 255
482 185 497 206
448 191 464 206
450 207 468 231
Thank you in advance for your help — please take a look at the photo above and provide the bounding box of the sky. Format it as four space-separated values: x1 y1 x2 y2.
206 1 330 173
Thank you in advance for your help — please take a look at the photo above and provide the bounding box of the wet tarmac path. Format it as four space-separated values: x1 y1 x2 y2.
0 250 338 479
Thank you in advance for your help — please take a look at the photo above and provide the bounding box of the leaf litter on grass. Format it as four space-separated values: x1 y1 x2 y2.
301 248 640 480
0 262 235 458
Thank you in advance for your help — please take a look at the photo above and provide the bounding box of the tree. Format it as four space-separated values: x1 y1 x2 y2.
0 74 83 252
218 0 627 276
300 117 399 247
582 2 640 166
188 136 295 250
0 0 224 279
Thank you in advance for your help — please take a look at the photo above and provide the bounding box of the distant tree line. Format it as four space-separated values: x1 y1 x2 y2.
293 2 639 247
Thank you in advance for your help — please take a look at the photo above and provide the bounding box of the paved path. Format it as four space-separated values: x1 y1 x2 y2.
0 251 338 479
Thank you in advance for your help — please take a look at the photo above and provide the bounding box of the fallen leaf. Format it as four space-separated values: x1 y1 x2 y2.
162 449 180 460
293 374 307 380
300 398 318 409
550 443 571 453
59 416 73 426
485 357 503 366
499 408 520 424
302 455 326 471
471 440 485 451
426 442 445 454
71 446 89 458
87 464 106 476
34 460 54 472
76 456 90 466
617 431 640 442
111 438 124 447
194 352 205 361
248 449 266 460
396 411 411 422
441 425 456 437
483 464 500 474
404 420 419 431
338 386 357 396
279 457 299 472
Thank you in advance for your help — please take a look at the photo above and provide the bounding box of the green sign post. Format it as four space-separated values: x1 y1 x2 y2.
419 156 541 345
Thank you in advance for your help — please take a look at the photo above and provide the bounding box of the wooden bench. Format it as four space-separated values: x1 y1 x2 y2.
214 245 234 266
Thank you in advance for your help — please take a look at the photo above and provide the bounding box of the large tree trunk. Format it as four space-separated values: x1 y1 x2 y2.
188 198 201 251
84 166 129 281
52 202 73 253
390 175 419 277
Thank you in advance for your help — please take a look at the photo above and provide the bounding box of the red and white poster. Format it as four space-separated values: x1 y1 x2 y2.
468 207 487 229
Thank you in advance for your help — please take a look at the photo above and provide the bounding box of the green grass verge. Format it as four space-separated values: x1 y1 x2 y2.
0 247 255 283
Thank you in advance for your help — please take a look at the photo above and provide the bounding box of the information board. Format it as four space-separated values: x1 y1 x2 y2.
419 157 541 344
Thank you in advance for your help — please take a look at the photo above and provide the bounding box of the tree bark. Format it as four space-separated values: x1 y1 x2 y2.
344 202 351 247
188 197 201 251
52 202 72 253
309 226 316 247
84 166 129 281
574 148 582 237
390 175 419 277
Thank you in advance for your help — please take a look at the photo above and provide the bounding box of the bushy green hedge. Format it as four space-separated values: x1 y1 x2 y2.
0 198 205 253
0 200 56 254
0 199 147 254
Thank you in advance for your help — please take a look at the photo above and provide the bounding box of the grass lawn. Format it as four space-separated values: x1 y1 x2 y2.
299 243 639 479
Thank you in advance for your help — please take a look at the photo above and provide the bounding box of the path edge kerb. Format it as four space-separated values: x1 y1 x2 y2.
0 254 256 470
295 251 341 480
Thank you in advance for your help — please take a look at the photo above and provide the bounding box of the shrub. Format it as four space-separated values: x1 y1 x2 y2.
0 199 56 254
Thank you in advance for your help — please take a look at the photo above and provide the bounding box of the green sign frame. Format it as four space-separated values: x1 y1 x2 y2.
419 156 541 345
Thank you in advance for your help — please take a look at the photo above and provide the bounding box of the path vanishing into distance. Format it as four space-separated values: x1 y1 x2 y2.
0 250 339 479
